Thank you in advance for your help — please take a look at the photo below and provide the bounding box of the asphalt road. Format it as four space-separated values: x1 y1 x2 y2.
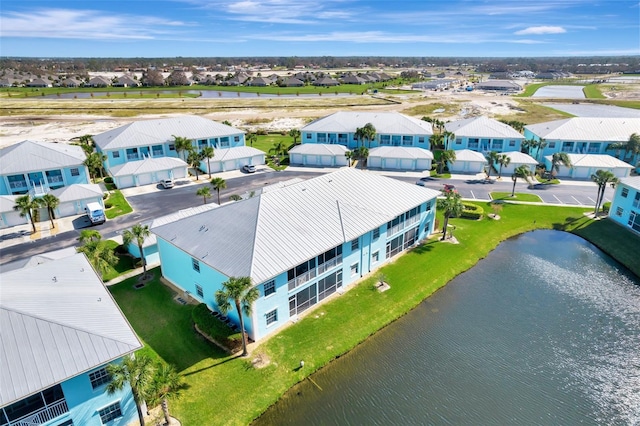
0 170 611 266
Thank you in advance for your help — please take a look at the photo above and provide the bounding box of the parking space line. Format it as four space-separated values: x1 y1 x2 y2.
553 195 564 204
587 196 596 204
571 196 582 205
470 190 476 199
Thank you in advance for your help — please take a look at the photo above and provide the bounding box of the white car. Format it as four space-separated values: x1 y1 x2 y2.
161 178 175 189
243 164 256 173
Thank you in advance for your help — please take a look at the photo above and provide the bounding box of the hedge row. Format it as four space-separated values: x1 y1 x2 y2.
192 303 243 352
460 202 484 220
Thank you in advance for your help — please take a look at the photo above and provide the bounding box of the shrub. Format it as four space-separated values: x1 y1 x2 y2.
603 202 611 214
104 177 114 184
192 303 243 353
460 202 484 220
104 202 113 209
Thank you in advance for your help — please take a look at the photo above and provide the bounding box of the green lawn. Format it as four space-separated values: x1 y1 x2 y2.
105 190 133 219
101 240 136 282
109 203 640 426
490 192 543 203
582 84 606 99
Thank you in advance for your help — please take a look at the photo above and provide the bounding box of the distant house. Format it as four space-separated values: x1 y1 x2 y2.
609 176 640 235
112 75 139 87
301 111 433 150
368 146 433 171
446 116 524 153
0 253 142 426
248 76 272 87
25 78 51 88
412 79 454 90
543 154 633 179
476 80 521 92
341 74 367 85
447 149 487 174
152 168 439 342
313 76 340 87
87 76 111 87
201 146 265 173
524 118 640 165
93 116 246 188
60 77 83 87
282 77 305 87
289 144 348 167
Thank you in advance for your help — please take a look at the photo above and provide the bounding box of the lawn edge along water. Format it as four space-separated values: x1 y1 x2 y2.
109 204 639 426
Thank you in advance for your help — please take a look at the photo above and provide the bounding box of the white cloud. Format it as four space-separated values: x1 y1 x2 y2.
515 26 566 35
0 8 193 40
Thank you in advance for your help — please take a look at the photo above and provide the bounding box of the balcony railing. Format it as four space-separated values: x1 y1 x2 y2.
317 255 342 275
9 181 27 189
47 176 64 184
127 154 140 161
387 223 403 236
9 399 68 426
287 269 317 291
405 214 420 227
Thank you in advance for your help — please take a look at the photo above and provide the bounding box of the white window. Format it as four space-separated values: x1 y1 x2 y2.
373 227 380 240
98 402 122 424
192 258 200 272
372 251 379 263
266 309 277 325
622 188 629 198
350 263 359 277
89 367 111 389
195 284 204 297
264 280 276 297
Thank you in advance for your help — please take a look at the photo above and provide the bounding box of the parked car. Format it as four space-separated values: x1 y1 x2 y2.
415 177 430 186
161 178 175 189
443 184 456 191
243 164 256 173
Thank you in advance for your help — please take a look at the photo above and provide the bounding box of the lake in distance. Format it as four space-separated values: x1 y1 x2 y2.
256 230 640 426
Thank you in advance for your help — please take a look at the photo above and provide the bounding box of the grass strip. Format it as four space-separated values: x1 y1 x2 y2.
105 190 133 219
490 192 543 202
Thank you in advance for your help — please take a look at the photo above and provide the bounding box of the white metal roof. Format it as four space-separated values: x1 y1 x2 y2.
137 203 220 248
289 144 348 156
0 195 18 213
206 146 265 163
93 115 246 150
445 117 523 139
0 247 78 273
525 118 640 142
619 176 640 191
0 253 142 406
369 146 434 160
153 168 440 284
503 151 538 164
452 149 487 163
302 111 433 136
543 153 633 169
50 183 103 202
0 140 86 175
109 157 187 177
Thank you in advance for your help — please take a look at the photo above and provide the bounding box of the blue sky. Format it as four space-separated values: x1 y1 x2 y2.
1 0 638 58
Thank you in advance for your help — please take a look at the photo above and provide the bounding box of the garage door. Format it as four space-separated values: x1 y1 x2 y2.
320 156 333 166
223 160 236 171
156 170 170 181
401 159 414 170
0 211 27 228
416 159 431 171
251 155 264 165
57 201 78 217
386 159 401 169
305 155 317 165
137 173 153 186
290 154 302 165
573 167 589 179
118 175 135 188
369 157 381 168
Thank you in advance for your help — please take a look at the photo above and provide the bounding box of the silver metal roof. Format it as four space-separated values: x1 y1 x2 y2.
543 153 633 169
50 184 103 203
93 115 246 150
619 176 640 191
0 195 18 213
0 253 142 407
503 151 538 164
452 149 487 162
109 157 187 177
153 168 440 283
0 247 78 273
525 118 640 141
289 144 347 156
302 111 433 136
369 146 434 160
445 117 523 139
0 140 86 175
206 146 265 162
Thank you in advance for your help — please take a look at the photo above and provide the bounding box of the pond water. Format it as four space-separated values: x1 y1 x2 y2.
532 85 586 98
543 104 640 118
256 230 640 425
37 90 357 99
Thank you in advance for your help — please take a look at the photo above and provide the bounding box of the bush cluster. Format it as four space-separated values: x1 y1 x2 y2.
460 202 484 220
192 303 243 352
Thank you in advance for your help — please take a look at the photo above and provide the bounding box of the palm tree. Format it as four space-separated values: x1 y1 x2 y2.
150 363 184 426
215 276 260 356
288 128 301 145
486 151 500 178
246 133 257 148
511 165 533 196
549 152 572 178
442 131 456 151
172 135 192 161
438 149 456 174
361 123 376 148
354 147 369 167
429 133 444 150
77 238 118 276
534 138 548 160
210 177 227 204
187 150 204 181
200 146 215 178
40 193 60 229
269 142 288 166
229 194 242 202
345 150 354 167
78 229 102 244
122 223 152 275
497 154 511 179
13 195 41 233
77 134 96 156
354 126 365 148
591 170 619 217
196 186 211 204
106 354 156 426
610 132 640 162
84 152 107 181
436 189 463 241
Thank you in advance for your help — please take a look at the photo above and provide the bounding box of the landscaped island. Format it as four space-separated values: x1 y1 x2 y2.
109 202 640 425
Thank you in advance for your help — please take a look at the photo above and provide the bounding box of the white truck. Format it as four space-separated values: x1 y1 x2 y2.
85 202 106 225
